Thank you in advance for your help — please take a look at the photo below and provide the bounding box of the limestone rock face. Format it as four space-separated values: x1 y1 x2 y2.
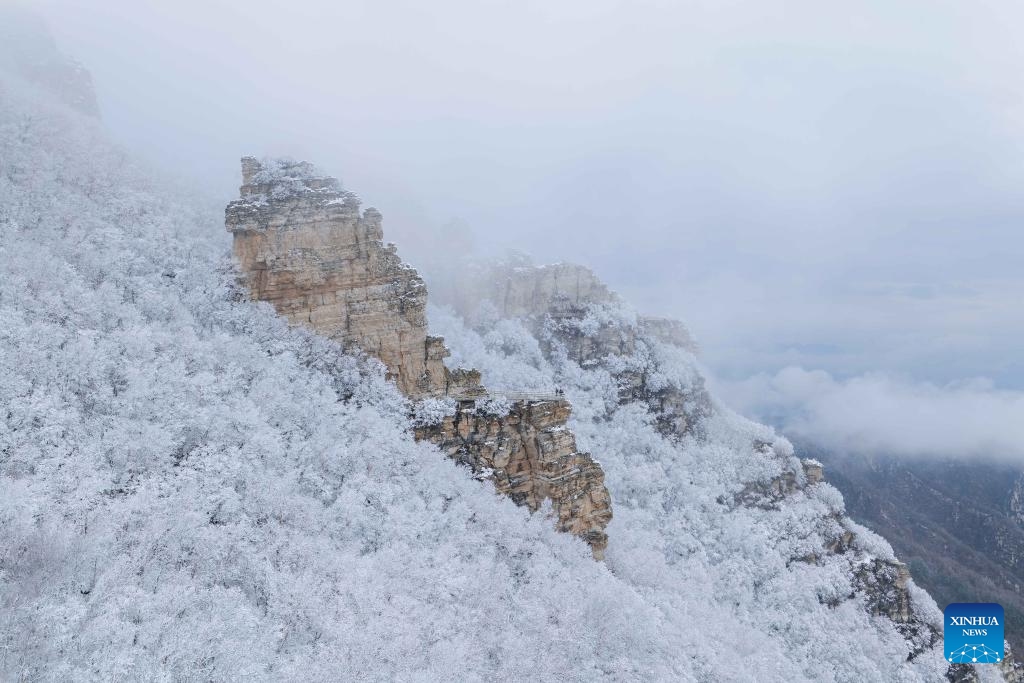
416 398 612 559
226 158 611 557
447 258 712 439
478 261 617 319
802 458 824 485
226 158 453 398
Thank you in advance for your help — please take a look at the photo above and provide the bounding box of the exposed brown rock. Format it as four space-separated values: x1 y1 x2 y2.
855 559 913 624
803 458 824 485
225 158 611 557
226 158 453 398
853 559 946 664
416 397 612 559
444 256 982 676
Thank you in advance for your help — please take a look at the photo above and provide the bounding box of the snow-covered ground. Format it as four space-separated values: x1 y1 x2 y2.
0 70 950 681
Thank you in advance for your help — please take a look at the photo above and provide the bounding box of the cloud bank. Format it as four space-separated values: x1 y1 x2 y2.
716 367 1024 462
27 0 1024 393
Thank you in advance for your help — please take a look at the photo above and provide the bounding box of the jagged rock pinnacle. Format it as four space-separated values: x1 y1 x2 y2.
225 157 612 558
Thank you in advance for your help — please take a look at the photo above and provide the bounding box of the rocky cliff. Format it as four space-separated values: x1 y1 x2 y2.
815 448 1024 662
225 158 453 398
445 258 712 438
415 397 612 556
11 15 1020 680
225 158 611 557
430 255 1014 681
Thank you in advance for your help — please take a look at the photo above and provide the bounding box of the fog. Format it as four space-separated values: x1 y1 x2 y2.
716 368 1024 461
23 0 1024 458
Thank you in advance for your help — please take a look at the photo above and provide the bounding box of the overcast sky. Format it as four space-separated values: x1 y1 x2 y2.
25 0 1024 457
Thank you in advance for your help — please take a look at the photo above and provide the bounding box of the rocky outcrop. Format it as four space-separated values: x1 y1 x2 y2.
820 452 1024 667
226 158 460 398
445 257 712 438
416 397 612 559
438 256 1000 678
639 316 699 354
730 456 829 510
226 158 611 557
450 258 618 321
855 559 914 624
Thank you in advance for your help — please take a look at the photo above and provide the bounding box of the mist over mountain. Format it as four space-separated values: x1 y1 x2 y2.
2 5 1022 682
32 0 1024 394
716 367 1024 464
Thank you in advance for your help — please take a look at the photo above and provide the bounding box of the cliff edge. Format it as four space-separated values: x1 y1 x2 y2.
225 157 612 558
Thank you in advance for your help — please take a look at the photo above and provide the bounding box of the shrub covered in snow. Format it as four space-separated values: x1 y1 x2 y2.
411 397 457 427
0 67 948 682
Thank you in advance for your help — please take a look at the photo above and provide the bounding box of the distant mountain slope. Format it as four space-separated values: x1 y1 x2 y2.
805 447 1024 658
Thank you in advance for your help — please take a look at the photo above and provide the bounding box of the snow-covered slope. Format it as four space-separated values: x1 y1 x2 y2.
428 285 958 681
0 63 975 681
0 73 664 682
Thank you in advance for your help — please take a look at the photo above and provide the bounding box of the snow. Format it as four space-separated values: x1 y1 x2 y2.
431 295 950 681
0 69 949 681
411 397 457 427
474 395 513 417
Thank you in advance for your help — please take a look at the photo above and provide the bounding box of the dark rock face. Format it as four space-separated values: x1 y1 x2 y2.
541 303 713 438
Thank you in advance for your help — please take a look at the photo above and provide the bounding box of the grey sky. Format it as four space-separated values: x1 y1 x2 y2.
29 0 1024 452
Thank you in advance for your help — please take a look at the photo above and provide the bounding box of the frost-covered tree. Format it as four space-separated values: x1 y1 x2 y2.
1 56 953 681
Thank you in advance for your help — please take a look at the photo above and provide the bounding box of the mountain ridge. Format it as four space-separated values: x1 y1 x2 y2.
0 24 1015 681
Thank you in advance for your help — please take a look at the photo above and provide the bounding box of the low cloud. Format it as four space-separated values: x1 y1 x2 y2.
716 367 1024 462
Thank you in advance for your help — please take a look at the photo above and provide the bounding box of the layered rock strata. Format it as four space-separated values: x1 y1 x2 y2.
225 158 454 397
226 158 611 557
416 397 612 558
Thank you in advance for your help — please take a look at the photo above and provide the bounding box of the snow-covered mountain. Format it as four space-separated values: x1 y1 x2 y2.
0 24 1014 682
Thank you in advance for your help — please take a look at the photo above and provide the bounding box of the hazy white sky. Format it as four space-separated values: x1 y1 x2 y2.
716 367 1024 461
20 0 1024 455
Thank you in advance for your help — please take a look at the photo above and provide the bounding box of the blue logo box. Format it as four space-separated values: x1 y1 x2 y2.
944 603 1004 664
